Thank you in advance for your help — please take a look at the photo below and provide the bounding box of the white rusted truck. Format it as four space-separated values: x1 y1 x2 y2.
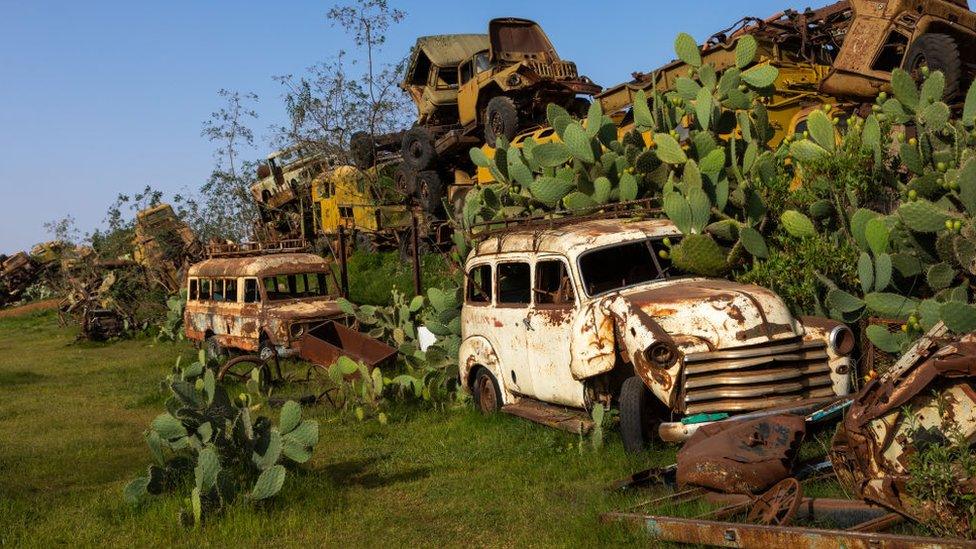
458 216 855 451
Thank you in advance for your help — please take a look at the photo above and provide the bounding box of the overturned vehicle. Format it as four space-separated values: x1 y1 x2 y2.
458 217 855 451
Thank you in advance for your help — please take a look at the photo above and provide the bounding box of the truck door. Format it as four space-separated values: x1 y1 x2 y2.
527 258 584 408
492 260 536 397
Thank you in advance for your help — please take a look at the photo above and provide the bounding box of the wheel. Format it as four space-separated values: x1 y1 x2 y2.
349 131 375 169
204 335 226 361
415 170 445 216
218 354 272 391
747 478 803 526
484 96 519 145
619 376 657 453
904 33 962 99
400 127 436 171
394 164 415 197
473 367 502 415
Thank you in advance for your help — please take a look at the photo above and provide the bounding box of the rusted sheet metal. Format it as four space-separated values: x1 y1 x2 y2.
500 398 594 435
187 253 329 279
658 395 843 442
830 324 976 538
704 493 893 529
677 415 805 494
601 512 976 548
300 321 397 369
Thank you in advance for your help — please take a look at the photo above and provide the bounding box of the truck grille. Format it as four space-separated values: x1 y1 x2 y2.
681 338 834 415
529 61 578 79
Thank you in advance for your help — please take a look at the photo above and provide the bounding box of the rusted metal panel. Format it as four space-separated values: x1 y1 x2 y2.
830 324 976 538
299 321 397 369
601 512 976 548
676 415 806 494
187 253 329 279
500 398 594 435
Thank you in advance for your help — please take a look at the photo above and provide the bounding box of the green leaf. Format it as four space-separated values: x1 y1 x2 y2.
279 401 301 434
866 325 908 354
958 158 976 214
858 252 874 294
806 110 835 152
741 64 778 88
920 71 945 105
124 476 150 506
619 172 639 202
282 419 319 448
654 133 687 164
699 148 726 177
919 101 950 131
469 147 490 168
203 368 215 405
695 87 713 130
670 234 728 277
739 226 768 258
826 288 865 314
586 100 603 137
633 90 654 130
780 210 816 238
563 191 597 211
864 292 918 319
687 186 711 233
563 122 594 163
250 465 286 500
964 79 976 127
891 69 919 110
735 35 758 69
897 199 950 233
851 208 880 250
533 142 572 168
927 262 957 291
591 177 612 204
789 140 828 163
529 176 576 207
864 217 889 255
942 301 976 333
674 33 702 67
151 413 187 441
874 253 893 292
663 192 693 234
194 446 220 491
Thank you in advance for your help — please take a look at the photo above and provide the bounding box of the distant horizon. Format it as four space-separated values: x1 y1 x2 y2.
0 0 813 253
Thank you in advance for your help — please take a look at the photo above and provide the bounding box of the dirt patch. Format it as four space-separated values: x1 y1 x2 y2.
0 299 59 319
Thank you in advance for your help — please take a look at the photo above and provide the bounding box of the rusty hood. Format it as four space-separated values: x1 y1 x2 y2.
618 278 801 350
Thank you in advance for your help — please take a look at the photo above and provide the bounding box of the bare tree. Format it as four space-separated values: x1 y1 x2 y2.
201 89 259 179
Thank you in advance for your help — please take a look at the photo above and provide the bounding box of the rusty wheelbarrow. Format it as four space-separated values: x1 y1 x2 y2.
299 321 398 371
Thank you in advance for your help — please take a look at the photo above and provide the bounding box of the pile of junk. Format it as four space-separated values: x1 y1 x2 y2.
604 323 976 547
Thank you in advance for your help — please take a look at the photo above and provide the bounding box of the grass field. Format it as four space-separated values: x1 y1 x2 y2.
0 308 677 547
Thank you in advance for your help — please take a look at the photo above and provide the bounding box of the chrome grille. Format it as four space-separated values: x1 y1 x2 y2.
682 338 834 415
529 61 578 79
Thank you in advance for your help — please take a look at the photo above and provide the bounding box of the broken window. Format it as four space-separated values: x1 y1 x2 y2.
466 264 492 304
435 67 458 89
212 279 225 301
534 260 575 306
224 279 238 303
262 273 331 301
339 206 354 219
872 31 909 72
200 278 211 300
459 60 474 85
189 278 198 301
497 262 531 305
243 279 259 303
579 238 686 296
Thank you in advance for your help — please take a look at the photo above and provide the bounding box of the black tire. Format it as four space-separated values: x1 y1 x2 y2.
619 376 657 453
484 96 519 145
904 33 962 99
416 170 445 216
401 127 436 171
394 164 415 197
349 131 375 169
473 367 502 415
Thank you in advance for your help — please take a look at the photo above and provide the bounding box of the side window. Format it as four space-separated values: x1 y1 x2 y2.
200 278 211 300
212 279 224 301
466 264 492 304
535 260 575 306
872 31 909 72
225 279 238 303
244 279 260 303
459 61 473 85
189 279 198 301
497 262 531 305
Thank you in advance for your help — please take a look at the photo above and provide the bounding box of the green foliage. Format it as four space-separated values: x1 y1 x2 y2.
124 351 318 525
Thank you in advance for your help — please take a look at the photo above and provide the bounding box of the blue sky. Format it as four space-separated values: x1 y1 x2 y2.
0 0 807 252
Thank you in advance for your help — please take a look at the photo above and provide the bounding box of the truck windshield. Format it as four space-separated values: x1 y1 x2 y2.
578 237 685 296
262 272 331 301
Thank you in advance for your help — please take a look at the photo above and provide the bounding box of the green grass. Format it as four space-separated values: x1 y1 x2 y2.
0 309 666 547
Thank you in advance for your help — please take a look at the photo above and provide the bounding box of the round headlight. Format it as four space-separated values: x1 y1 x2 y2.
829 324 855 356
646 341 678 368
289 323 306 339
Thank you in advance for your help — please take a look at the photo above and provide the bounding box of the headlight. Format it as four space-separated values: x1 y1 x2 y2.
289 323 306 339
645 341 678 368
507 74 522 87
829 325 855 355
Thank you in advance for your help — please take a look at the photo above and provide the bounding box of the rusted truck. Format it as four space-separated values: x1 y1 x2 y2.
0 252 38 305
184 252 344 360
458 216 856 451
133 203 202 293
251 145 331 242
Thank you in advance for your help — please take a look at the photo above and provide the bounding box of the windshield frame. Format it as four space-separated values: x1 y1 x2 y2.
576 235 687 299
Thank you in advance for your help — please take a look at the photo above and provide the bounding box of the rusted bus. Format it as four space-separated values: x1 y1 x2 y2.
459 217 856 448
184 253 345 359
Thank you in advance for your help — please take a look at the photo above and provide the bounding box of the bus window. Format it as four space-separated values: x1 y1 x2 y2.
244 279 260 303
225 279 238 302
189 279 198 301
200 279 211 300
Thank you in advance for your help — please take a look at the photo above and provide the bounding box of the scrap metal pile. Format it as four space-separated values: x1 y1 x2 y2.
604 323 976 546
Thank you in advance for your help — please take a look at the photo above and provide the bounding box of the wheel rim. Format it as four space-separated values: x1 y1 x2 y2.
408 140 424 159
489 112 505 139
478 376 497 412
218 355 269 387
259 345 275 362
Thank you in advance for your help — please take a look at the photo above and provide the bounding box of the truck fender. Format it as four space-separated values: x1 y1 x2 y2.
458 335 511 405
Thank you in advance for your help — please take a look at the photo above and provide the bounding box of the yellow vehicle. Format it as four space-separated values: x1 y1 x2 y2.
313 165 412 250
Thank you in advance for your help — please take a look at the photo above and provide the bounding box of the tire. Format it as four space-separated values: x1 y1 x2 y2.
394 164 415 197
401 127 436 171
904 33 962 99
416 170 445 216
473 367 502 415
349 132 375 169
619 376 657 453
484 96 519 145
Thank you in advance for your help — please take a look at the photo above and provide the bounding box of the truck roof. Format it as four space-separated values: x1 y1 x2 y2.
412 34 489 67
471 218 680 260
188 253 330 278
